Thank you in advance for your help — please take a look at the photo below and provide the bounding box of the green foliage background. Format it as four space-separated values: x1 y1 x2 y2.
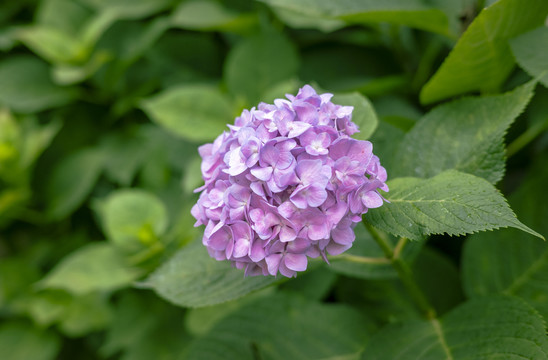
1 0 548 359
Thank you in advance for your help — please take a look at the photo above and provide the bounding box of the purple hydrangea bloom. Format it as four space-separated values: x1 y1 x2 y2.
191 85 388 277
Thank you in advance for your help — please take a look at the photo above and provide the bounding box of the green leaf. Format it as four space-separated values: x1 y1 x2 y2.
330 225 422 280
279 265 337 300
18 0 92 64
420 0 548 104
52 51 111 85
0 55 76 113
259 0 454 37
25 290 112 337
412 247 464 316
510 26 548 87
171 0 257 33
364 170 543 240
56 292 112 337
462 157 548 319
0 26 19 51
336 276 422 324
394 80 536 183
224 30 299 106
0 322 60 360
187 293 374 360
94 189 168 259
0 111 60 183
332 92 378 140
16 25 86 63
0 258 40 307
270 6 345 33
39 243 143 295
142 241 279 308
81 0 173 20
35 0 92 35
100 290 189 360
362 296 548 359
98 132 149 186
45 147 104 220
18 119 61 172
336 246 464 323
184 288 275 337
140 85 233 142
100 291 159 357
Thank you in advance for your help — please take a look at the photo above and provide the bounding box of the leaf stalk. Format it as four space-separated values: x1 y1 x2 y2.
365 222 437 319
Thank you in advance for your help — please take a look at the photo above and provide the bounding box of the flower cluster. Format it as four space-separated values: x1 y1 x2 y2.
191 85 388 277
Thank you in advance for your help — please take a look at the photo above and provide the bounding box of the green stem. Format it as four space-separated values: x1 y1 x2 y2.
365 223 437 319
506 118 548 157
331 254 391 264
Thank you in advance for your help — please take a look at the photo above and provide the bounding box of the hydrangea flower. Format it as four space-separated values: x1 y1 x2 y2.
191 85 388 277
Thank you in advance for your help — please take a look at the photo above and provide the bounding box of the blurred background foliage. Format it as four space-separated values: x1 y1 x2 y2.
0 0 547 359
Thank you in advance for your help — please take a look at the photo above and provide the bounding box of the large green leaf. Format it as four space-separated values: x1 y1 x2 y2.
39 243 143 295
420 0 548 104
259 0 455 37
0 322 60 360
393 80 536 183
224 30 299 106
141 241 279 308
332 92 378 140
462 157 548 319
364 170 542 240
362 296 548 359
510 26 548 87
45 147 104 220
0 55 76 113
140 85 233 142
187 293 374 360
95 189 168 256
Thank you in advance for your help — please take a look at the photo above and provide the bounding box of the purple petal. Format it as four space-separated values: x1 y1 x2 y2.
208 226 231 251
306 184 328 207
259 142 279 166
284 253 308 271
308 222 329 240
288 187 307 209
265 254 282 276
278 261 296 278
233 238 250 258
250 166 273 181
295 159 322 184
286 238 310 253
294 101 318 125
276 151 294 170
326 242 352 256
362 191 384 208
331 220 355 245
279 224 297 242
249 240 266 262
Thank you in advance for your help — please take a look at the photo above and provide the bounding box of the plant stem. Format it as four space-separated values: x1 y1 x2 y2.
331 254 391 264
365 223 437 319
506 118 548 157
